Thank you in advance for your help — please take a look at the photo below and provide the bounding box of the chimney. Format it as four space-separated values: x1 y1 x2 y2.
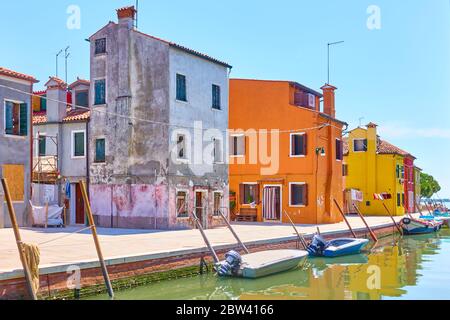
321 84 337 118
117 6 136 29
45 77 67 122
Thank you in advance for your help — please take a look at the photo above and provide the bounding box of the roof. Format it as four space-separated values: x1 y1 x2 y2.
45 76 67 88
231 79 322 97
89 21 232 69
33 108 90 124
343 137 416 159
69 78 90 90
0 67 38 83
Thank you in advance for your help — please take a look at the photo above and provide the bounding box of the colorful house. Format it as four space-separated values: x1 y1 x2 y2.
343 123 416 216
414 166 422 205
229 79 347 224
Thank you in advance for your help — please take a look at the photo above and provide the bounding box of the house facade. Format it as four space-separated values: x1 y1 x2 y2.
0 67 38 228
32 77 90 225
414 166 422 206
88 6 231 229
229 79 346 224
343 123 416 216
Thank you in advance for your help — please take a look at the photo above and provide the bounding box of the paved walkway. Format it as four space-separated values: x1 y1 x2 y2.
0 215 406 279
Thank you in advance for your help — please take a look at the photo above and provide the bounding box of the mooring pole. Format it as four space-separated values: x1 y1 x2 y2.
78 180 114 298
191 211 220 264
1 179 37 300
284 210 308 249
333 198 357 238
218 209 249 254
352 204 378 242
380 201 403 235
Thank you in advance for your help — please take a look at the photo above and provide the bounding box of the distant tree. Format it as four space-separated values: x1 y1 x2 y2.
420 172 441 198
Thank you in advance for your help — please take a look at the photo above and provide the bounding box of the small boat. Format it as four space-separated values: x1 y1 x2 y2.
306 234 370 258
216 249 308 279
401 217 443 235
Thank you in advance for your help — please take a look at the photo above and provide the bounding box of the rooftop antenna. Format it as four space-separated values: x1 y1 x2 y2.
327 41 344 84
64 46 70 84
358 117 365 127
135 0 139 29
55 49 63 78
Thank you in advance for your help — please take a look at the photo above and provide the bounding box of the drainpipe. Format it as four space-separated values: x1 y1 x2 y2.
86 119 90 205
29 84 34 224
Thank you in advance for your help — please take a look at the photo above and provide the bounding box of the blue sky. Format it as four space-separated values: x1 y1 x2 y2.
1 0 449 196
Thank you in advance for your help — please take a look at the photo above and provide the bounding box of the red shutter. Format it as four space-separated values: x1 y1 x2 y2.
239 184 245 204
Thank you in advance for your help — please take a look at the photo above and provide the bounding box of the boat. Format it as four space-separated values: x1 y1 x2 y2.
400 217 443 235
306 234 370 258
420 214 450 228
216 249 308 279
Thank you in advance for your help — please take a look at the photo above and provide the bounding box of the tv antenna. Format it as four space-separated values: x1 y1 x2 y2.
55 49 63 78
327 41 344 84
64 46 70 84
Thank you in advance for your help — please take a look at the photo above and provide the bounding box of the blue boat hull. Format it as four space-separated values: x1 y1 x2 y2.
323 239 370 257
308 237 370 258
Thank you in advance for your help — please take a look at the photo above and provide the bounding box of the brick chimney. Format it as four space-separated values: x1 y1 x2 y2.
45 77 67 122
321 84 337 118
117 6 136 29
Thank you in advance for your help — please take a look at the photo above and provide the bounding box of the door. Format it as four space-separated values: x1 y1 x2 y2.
263 186 282 222
75 184 85 225
195 191 205 228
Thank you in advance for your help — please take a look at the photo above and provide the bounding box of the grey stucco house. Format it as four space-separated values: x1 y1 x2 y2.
0 67 38 228
88 6 231 229
32 77 90 226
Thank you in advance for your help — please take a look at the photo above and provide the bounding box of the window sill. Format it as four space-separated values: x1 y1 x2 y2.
94 103 107 107
94 53 107 57
4 134 27 139
72 156 86 160
212 107 222 111
176 159 190 164
289 204 306 208
290 155 306 158
175 99 188 104
177 215 190 219
230 155 245 158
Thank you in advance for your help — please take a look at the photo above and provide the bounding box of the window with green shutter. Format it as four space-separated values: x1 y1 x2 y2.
40 95 47 111
5 101 14 135
95 139 106 163
19 103 28 136
73 131 85 157
38 136 46 156
4 101 27 136
176 74 187 101
94 79 106 105
212 84 221 109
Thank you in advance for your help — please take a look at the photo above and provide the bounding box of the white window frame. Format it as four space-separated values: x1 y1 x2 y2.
241 182 258 207
71 130 86 159
353 138 367 153
230 134 245 158
3 99 26 138
290 132 306 158
176 189 190 218
289 182 307 208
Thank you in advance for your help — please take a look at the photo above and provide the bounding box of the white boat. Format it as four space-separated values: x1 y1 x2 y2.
216 249 308 279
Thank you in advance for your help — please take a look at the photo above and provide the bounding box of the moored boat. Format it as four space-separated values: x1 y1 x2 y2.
306 234 370 258
401 217 443 235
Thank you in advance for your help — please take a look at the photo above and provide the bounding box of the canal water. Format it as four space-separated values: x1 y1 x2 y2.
89 229 450 300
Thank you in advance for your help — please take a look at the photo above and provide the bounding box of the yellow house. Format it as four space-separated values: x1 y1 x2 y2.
343 123 410 216
414 166 422 205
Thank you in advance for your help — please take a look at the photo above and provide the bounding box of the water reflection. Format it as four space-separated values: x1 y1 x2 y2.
88 230 449 300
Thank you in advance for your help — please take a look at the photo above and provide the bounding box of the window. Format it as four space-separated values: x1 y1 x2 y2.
336 139 343 160
75 91 89 108
397 193 401 207
72 131 86 158
2 164 24 201
176 74 187 102
239 184 259 205
94 79 106 105
176 191 188 217
289 183 308 207
177 134 187 160
95 38 106 55
402 193 405 206
40 96 47 111
401 166 405 179
95 139 106 163
38 135 46 157
353 139 367 152
213 192 223 216
212 84 221 110
5 101 28 136
342 164 349 176
213 138 223 163
230 135 245 157
290 133 307 157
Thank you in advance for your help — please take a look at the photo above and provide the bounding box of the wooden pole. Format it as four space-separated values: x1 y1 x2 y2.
352 204 378 242
1 178 37 300
284 210 308 249
218 209 249 254
191 211 219 263
78 180 114 298
381 201 403 235
333 198 357 238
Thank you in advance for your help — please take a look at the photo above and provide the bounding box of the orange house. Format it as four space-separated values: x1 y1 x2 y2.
229 79 346 224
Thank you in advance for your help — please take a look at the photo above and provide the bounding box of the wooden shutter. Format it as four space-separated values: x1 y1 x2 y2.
255 184 260 204
302 133 307 156
19 103 28 136
39 136 46 156
239 184 245 205
95 139 105 162
303 184 309 206
5 102 13 134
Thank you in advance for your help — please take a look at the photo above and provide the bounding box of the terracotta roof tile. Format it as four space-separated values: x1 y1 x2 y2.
68 78 90 89
33 109 90 124
45 76 67 88
342 136 415 159
0 67 38 83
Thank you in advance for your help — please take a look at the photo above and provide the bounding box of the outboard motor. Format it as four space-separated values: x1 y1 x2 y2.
217 250 242 277
306 234 328 256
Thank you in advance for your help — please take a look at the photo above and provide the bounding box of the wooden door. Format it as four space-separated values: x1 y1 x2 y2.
75 184 85 224
195 192 204 227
